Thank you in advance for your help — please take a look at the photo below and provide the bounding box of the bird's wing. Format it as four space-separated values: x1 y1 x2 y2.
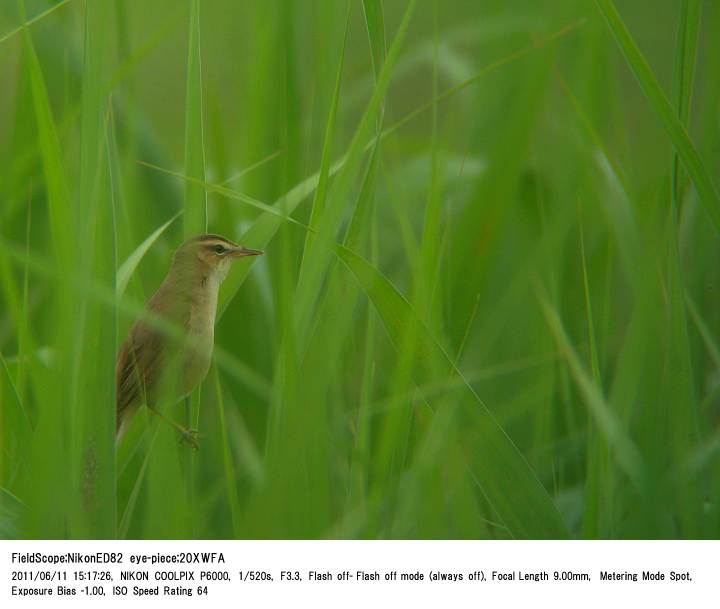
116 277 195 433
115 321 166 431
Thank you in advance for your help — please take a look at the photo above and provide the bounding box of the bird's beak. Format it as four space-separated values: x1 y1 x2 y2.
231 246 264 258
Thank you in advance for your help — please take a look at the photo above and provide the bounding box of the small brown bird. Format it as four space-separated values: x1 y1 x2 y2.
116 234 262 445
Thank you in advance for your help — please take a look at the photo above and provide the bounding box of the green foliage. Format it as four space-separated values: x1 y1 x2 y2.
337 245 569 538
183 0 207 237
1 0 719 539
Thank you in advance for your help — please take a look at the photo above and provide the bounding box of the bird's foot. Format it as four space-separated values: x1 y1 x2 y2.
179 428 200 451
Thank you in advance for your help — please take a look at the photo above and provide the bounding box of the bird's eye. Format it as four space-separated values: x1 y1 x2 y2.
213 244 226 254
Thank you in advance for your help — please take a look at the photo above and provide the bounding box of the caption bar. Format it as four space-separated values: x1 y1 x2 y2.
1 541 713 607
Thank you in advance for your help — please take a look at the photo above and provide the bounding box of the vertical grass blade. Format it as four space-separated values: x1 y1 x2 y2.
594 0 720 230
17 3 72 260
183 0 207 237
72 0 117 538
578 210 610 538
182 0 207 537
213 367 242 538
671 0 701 221
417 0 442 318
16 0 72 538
662 0 703 536
297 6 349 277
293 0 418 342
362 0 387 79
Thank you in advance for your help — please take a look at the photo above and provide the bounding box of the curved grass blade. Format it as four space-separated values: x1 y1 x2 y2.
216 157 341 318
137 161 309 230
116 212 181 298
336 244 569 538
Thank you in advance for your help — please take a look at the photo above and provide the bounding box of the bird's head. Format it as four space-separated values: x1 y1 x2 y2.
173 234 263 284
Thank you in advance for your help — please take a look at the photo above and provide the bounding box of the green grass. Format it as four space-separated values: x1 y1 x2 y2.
1 0 719 539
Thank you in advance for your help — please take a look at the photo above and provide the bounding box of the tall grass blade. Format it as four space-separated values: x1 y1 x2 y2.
578 209 610 538
671 0 701 221
213 367 242 538
72 0 117 538
362 0 387 78
16 0 73 538
594 0 720 230
293 0 418 342
661 0 703 536
182 0 208 538
183 0 207 237
299 6 348 263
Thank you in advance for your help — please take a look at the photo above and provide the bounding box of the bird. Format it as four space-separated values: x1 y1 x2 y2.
115 233 262 447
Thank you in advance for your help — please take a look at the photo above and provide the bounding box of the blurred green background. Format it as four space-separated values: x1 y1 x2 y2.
1 0 719 539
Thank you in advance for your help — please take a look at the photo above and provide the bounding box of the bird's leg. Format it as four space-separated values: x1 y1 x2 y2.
183 396 200 450
147 405 199 451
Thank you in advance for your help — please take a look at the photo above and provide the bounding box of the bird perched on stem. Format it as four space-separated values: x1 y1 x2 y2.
116 234 262 447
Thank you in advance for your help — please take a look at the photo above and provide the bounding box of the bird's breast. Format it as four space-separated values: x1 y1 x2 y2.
179 284 219 395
